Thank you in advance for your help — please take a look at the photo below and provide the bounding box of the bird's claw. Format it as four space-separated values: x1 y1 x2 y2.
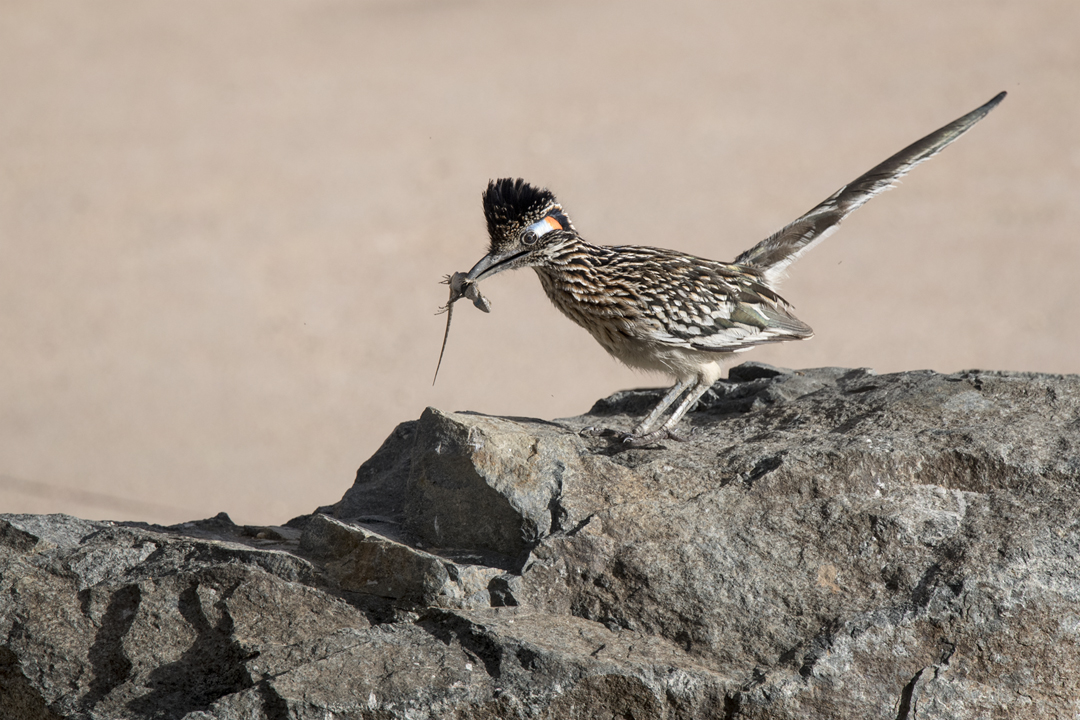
578 426 623 439
579 425 691 446
621 427 691 447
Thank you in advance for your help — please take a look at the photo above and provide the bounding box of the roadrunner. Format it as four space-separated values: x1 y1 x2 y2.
455 92 1005 445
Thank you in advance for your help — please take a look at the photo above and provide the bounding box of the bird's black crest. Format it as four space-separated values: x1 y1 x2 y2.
482 178 557 249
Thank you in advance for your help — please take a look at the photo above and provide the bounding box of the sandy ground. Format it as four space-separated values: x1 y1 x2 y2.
2 0 1078 525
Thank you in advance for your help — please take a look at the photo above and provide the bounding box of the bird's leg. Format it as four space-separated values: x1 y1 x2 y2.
621 378 714 447
632 377 695 436
579 377 694 443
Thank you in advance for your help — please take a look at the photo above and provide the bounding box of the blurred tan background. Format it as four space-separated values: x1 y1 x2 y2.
2 1 1077 526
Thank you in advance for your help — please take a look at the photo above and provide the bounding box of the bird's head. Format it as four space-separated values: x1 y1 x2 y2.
464 178 576 283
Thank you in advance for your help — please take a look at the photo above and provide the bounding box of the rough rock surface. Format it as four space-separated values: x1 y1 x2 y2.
2 364 1079 719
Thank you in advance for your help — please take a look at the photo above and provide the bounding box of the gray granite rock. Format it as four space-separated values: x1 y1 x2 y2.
3 365 1079 718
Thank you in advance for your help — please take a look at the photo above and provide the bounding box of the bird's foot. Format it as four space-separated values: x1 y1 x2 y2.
578 426 625 440
622 426 691 447
579 425 690 447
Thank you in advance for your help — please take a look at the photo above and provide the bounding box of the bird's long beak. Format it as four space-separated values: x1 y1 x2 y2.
464 248 530 283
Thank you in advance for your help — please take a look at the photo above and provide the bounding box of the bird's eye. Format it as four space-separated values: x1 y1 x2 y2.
520 230 539 245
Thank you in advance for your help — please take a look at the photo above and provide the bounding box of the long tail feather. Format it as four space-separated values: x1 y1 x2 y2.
736 91 1006 285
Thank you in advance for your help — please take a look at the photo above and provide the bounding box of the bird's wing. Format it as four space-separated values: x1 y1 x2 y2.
735 91 1006 286
624 254 815 352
